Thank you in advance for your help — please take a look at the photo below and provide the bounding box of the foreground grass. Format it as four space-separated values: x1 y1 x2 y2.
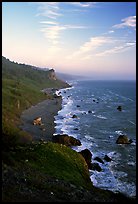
2 141 93 202
2 142 135 202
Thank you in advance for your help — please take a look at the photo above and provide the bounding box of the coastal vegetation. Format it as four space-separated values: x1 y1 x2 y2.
2 56 69 148
2 57 135 202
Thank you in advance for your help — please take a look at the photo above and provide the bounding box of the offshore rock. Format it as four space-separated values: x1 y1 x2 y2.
116 135 132 144
79 149 92 169
90 163 102 172
117 106 122 111
104 155 112 162
94 157 104 164
52 134 81 146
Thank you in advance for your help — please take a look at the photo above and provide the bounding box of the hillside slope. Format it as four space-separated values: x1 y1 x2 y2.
2 57 135 202
2 56 70 147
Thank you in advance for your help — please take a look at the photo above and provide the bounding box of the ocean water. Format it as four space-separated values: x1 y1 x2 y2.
54 80 136 198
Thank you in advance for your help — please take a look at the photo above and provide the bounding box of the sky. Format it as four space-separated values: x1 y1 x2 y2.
2 2 136 80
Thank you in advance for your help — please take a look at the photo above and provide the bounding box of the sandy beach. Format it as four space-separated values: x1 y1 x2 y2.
20 96 62 142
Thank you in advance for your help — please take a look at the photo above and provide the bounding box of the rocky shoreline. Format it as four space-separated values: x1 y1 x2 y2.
4 87 135 202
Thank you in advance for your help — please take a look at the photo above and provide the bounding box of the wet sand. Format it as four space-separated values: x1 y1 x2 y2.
20 96 62 141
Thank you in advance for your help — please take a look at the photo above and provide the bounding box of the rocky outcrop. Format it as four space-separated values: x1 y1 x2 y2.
79 149 103 172
72 114 78 118
104 155 112 162
116 135 132 144
33 117 42 125
79 149 92 169
91 163 102 172
94 157 104 164
52 134 81 146
48 69 57 80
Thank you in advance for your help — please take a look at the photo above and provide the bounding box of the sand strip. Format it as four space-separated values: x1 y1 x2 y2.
20 96 62 141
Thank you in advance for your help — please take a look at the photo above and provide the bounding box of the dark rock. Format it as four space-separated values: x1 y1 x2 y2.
79 149 92 169
94 157 104 164
117 106 122 111
90 163 102 172
52 134 81 146
88 110 92 113
129 139 133 143
72 114 78 118
93 99 96 102
104 155 112 162
77 105 80 107
74 128 78 131
116 135 132 144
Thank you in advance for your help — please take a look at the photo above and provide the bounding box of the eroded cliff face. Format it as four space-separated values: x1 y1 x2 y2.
48 69 57 80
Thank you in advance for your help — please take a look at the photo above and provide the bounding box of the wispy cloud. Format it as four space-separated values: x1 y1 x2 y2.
36 2 90 45
95 41 136 56
40 23 88 45
113 16 136 29
40 21 58 25
35 2 62 19
68 2 97 8
40 25 65 45
68 34 136 60
67 36 112 58
108 30 114 33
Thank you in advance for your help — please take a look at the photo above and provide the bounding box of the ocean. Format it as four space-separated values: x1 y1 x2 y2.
54 80 136 198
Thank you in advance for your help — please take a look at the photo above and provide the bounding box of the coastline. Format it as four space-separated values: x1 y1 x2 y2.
20 91 62 142
4 86 136 202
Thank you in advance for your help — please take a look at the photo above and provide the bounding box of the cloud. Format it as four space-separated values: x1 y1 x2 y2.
68 34 136 60
36 2 89 45
40 23 88 45
68 36 112 58
35 2 97 19
96 41 136 56
68 2 97 8
35 2 62 19
40 25 65 45
113 16 136 29
108 30 114 33
40 21 58 25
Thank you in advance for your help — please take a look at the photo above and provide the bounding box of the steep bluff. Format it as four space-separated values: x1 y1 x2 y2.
48 69 57 80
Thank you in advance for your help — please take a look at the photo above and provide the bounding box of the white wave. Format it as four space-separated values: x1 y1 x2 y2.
84 135 94 141
128 161 136 166
90 166 136 197
115 130 124 135
109 135 114 138
131 142 136 146
93 114 107 119
121 95 134 102
107 151 121 159
115 180 136 197
128 120 136 125
72 140 95 152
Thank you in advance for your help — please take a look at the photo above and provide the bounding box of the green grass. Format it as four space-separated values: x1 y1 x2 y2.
2 57 93 201
2 56 69 147
3 142 92 189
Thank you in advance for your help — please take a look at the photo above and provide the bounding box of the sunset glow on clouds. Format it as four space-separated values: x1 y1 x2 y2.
2 2 136 79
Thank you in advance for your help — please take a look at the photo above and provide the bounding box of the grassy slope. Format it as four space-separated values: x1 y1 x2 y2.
2 56 69 146
2 57 135 202
2 57 93 201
